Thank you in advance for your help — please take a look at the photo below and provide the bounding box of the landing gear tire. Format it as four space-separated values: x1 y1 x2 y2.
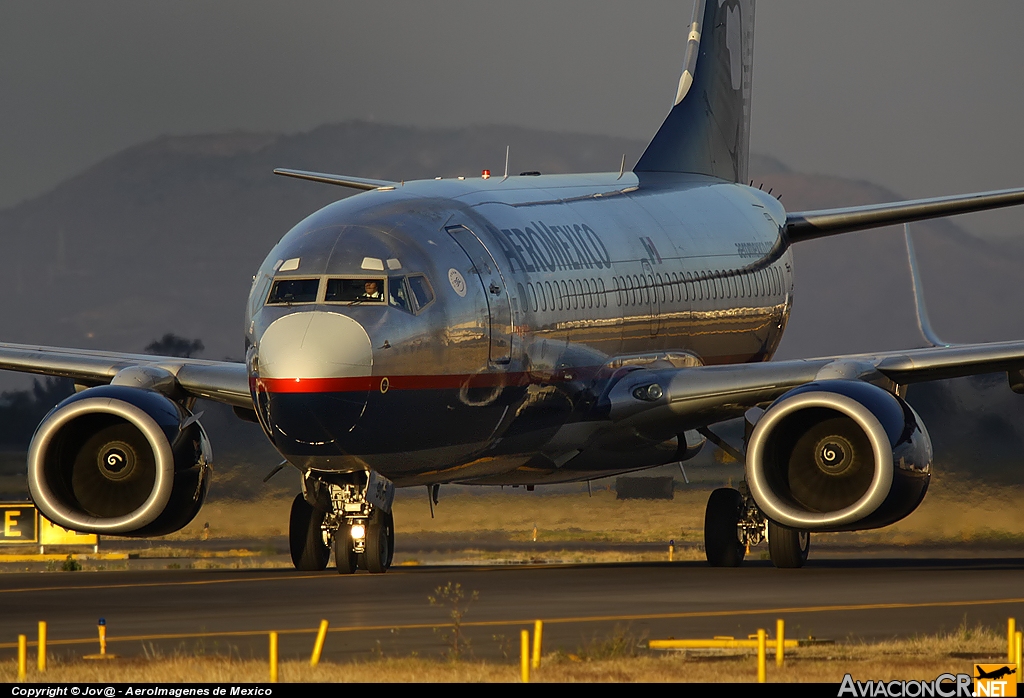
334 526 358 574
768 520 810 569
704 488 746 567
364 509 394 574
289 493 330 571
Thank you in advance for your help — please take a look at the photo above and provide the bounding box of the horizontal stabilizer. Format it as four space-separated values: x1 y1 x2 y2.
786 186 1024 242
273 168 398 191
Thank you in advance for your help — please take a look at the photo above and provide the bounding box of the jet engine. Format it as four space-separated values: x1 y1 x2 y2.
27 385 212 537
746 380 931 532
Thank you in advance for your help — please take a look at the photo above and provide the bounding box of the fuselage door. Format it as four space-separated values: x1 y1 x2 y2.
446 225 513 365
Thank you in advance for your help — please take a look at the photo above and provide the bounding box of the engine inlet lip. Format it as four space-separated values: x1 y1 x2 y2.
28 397 176 533
746 391 894 529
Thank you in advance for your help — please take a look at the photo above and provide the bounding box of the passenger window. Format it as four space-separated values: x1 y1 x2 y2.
598 277 606 308
325 278 386 303
407 274 435 311
267 278 320 305
528 282 538 312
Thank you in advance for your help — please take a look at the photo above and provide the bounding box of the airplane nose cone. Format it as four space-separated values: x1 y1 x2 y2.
258 311 372 380
255 312 373 452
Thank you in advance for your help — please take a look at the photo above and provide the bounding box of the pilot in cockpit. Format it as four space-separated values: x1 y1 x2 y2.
359 280 384 301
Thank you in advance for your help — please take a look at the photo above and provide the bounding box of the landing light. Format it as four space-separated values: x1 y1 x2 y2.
632 384 664 401
351 524 366 540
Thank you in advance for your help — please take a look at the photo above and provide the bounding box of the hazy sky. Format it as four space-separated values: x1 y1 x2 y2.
3 0 1024 239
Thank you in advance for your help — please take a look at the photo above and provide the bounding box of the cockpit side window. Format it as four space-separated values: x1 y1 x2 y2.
407 274 435 311
388 275 412 312
266 278 320 305
324 278 386 303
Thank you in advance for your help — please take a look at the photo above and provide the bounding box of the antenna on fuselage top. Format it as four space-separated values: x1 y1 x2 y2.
503 146 510 181
905 223 951 348
617 154 626 180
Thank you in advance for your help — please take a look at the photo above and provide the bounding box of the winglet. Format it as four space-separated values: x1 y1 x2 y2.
273 168 398 191
904 223 951 348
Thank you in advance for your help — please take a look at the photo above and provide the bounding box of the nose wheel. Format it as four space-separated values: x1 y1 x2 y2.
289 494 330 571
332 509 394 574
333 524 358 574
363 509 395 574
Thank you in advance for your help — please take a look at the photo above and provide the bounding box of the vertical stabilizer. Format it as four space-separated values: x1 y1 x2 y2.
635 0 755 183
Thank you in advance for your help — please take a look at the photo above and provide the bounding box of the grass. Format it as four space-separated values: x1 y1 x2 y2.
1 623 1009 683
151 470 1024 550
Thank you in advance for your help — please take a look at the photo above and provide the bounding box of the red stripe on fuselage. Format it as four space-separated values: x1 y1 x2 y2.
251 351 767 395
255 372 526 394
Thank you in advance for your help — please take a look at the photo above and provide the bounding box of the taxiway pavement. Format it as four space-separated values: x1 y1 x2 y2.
1 557 1022 662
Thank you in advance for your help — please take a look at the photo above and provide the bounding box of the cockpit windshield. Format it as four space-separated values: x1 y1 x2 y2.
266 278 320 305
324 278 386 303
389 276 411 311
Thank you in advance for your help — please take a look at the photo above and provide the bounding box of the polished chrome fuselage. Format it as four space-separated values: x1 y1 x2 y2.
246 171 792 486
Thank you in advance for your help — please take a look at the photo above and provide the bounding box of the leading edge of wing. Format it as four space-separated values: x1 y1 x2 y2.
0 342 251 409
785 187 1024 242
608 339 1024 425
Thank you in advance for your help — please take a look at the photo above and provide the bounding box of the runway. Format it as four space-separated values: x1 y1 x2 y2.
1 557 1023 662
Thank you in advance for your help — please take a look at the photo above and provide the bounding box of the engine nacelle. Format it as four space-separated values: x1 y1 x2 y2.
27 385 212 537
746 380 932 532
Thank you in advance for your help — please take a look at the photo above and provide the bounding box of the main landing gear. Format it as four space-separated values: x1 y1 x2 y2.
703 486 811 569
288 470 396 574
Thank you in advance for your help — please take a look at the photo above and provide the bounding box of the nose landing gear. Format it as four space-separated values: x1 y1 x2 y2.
289 493 331 570
288 470 396 574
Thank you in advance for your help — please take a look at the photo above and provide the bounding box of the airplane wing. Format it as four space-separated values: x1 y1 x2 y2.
0 342 251 409
605 339 1024 431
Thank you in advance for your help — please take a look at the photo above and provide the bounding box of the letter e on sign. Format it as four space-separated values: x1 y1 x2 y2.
0 504 39 543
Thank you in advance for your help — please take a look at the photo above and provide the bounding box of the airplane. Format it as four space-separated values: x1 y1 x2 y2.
5 0 1024 573
975 666 1016 681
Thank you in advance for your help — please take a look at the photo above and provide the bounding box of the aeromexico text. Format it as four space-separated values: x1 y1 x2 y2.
494 222 612 273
